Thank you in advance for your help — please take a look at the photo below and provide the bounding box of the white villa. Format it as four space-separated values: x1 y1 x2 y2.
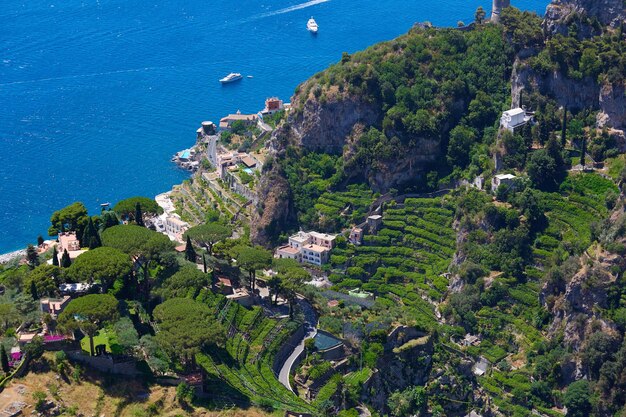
276 231 337 266
491 173 517 192
500 108 531 132
164 215 189 241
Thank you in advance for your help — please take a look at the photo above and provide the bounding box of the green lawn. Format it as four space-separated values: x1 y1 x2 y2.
80 328 122 355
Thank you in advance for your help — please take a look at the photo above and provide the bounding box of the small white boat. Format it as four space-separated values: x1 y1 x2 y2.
247 75 253 78
219 73 243 84
307 17 318 34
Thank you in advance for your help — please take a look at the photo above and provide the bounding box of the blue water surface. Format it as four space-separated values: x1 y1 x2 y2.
0 0 548 253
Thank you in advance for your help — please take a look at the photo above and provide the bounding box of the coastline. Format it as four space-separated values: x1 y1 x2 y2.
0 248 26 264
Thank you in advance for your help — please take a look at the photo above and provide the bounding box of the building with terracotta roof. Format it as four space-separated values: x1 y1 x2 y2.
275 230 335 266
276 245 302 262
219 110 258 130
40 296 71 319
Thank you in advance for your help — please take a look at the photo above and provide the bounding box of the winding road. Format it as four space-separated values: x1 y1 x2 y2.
277 297 318 392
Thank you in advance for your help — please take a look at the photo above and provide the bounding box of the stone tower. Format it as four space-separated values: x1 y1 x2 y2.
491 0 511 24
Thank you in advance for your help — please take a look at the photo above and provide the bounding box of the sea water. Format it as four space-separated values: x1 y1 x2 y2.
0 0 548 253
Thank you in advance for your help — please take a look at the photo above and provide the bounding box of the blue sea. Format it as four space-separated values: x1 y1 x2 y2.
0 0 548 254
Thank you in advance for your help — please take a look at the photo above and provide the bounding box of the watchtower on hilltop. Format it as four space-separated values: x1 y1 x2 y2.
491 0 511 24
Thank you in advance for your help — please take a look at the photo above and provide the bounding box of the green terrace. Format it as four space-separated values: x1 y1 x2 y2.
532 173 619 264
314 184 375 229
196 299 314 413
329 197 456 326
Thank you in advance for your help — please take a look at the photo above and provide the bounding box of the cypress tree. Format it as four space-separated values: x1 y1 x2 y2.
185 236 196 263
561 109 568 146
580 137 587 167
52 246 59 267
61 249 71 268
202 254 207 274
135 202 145 227
30 280 38 300
0 345 9 373
82 218 100 249
101 211 119 230
37 235 44 246
26 244 39 267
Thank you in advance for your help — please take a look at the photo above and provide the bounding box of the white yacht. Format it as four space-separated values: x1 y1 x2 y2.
219 73 243 84
307 17 318 34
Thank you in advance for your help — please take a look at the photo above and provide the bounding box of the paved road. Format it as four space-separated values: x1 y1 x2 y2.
277 298 318 392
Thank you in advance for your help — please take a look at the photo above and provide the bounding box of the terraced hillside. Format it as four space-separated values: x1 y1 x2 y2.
314 184 375 230
532 173 620 264
197 300 314 413
330 196 456 326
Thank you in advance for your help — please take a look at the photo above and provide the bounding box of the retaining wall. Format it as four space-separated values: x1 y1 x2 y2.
272 324 305 375
66 351 139 376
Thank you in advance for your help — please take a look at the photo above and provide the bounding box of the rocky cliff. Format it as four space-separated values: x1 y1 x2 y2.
362 326 434 413
512 0 626 130
252 83 444 245
543 0 625 36
542 203 626 382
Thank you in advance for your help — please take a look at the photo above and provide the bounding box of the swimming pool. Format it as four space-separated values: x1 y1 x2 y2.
314 331 342 351
243 168 253 175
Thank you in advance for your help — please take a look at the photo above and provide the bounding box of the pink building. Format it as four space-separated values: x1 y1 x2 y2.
59 232 80 252
40 296 71 318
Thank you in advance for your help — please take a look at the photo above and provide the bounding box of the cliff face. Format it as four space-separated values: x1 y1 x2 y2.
288 91 380 154
513 63 600 110
363 327 434 413
282 87 443 191
512 0 626 130
252 86 444 245
252 164 297 246
543 0 625 36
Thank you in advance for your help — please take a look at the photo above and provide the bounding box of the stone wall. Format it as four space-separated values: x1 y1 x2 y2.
272 324 305 375
67 351 139 376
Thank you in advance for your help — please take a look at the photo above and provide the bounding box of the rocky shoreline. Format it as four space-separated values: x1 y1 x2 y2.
0 249 26 264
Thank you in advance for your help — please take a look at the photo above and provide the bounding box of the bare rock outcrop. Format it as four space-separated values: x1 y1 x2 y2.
512 0 625 130
543 0 625 36
289 90 380 154
543 252 623 380
363 328 434 413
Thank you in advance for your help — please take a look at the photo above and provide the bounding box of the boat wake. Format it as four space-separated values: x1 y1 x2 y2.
245 0 330 23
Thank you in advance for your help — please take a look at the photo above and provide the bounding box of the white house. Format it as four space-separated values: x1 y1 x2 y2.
491 173 517 192
275 230 336 266
165 216 189 240
288 231 312 250
301 244 330 266
500 108 529 131
309 231 336 249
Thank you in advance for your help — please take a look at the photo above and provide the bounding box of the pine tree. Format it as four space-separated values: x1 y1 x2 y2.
61 249 71 268
561 109 568 146
580 137 587 167
26 244 39 267
135 202 145 227
52 246 59 267
0 345 9 373
30 280 38 300
185 236 196 263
